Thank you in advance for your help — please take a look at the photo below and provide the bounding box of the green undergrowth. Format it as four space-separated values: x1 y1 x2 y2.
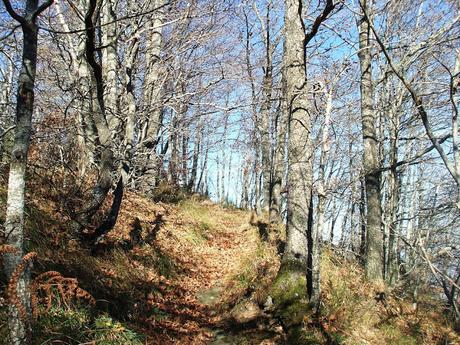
0 303 145 345
270 259 310 325
33 306 144 345
270 259 312 344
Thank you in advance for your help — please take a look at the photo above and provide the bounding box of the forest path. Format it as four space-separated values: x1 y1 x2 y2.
150 200 281 344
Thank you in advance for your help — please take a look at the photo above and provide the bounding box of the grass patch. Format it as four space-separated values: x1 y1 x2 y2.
31 306 144 345
93 314 144 345
234 242 267 289
178 200 215 230
154 249 178 277
183 227 208 244
379 323 418 345
320 249 379 334
33 305 92 344
226 228 279 312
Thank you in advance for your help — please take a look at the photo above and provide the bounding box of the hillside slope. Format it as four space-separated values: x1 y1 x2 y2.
0 187 458 344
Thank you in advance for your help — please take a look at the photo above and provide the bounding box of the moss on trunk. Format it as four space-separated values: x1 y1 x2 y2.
270 259 312 343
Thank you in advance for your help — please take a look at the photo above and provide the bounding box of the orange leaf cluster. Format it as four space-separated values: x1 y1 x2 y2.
31 271 96 318
6 252 38 322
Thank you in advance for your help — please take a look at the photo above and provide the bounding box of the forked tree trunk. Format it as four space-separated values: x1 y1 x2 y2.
71 0 120 240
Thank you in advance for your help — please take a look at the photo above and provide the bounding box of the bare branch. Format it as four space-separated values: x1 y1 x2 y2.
32 0 54 22
304 0 339 47
359 0 460 190
1 0 26 24
0 125 16 138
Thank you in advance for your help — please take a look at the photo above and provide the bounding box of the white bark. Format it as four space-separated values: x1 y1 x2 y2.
102 0 119 133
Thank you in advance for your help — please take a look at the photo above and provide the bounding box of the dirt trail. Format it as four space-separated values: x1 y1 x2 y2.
147 202 280 344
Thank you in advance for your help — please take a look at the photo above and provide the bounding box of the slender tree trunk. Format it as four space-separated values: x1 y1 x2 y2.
169 112 179 186
329 198 337 244
269 98 285 223
142 0 166 146
196 130 209 193
0 61 14 162
253 154 261 213
349 141 357 252
226 134 235 203
56 0 93 178
2 1 53 342
75 0 98 177
260 6 273 214
453 49 460 207
140 0 166 189
102 0 119 134
188 125 202 192
243 10 261 213
220 113 229 203
241 161 249 209
317 90 333 247
359 175 366 260
123 20 140 186
385 93 401 285
181 132 189 187
358 0 384 282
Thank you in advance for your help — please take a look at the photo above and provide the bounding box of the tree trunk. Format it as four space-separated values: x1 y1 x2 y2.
140 0 166 189
75 0 98 177
188 124 202 192
169 112 179 186
269 98 285 223
71 0 120 237
349 141 357 252
317 90 332 246
453 49 460 207
260 4 273 214
271 0 316 338
0 61 14 162
2 1 53 342
241 160 250 209
123 19 140 188
358 0 384 282
359 175 366 261
181 132 189 187
196 130 209 193
385 87 402 285
102 0 119 134
142 0 165 143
